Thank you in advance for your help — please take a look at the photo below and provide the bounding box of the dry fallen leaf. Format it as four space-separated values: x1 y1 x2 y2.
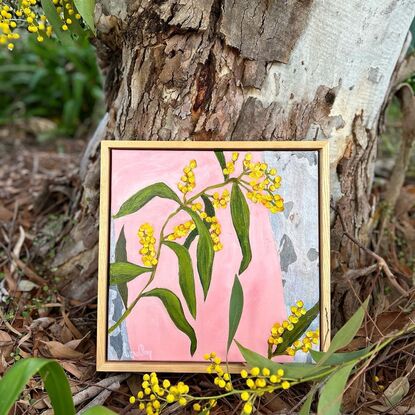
41 340 84 360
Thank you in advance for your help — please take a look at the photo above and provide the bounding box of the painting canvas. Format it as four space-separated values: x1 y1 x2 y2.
97 141 330 372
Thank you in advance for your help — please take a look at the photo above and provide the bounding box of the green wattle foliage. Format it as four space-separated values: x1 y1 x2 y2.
109 261 152 285
183 207 214 300
163 240 197 319
113 183 181 219
227 274 244 352
142 288 197 355
230 182 252 274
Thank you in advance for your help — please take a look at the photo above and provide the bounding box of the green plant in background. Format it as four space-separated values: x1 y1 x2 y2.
0 0 101 139
108 151 286 356
0 34 102 138
0 358 116 415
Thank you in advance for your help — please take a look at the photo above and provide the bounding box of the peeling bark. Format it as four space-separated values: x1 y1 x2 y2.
54 0 415 330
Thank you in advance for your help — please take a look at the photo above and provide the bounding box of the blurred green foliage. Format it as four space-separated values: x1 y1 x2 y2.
0 35 103 140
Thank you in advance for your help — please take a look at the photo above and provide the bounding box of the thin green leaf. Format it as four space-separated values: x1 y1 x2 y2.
214 150 228 180
299 387 317 415
236 341 331 380
109 262 152 285
317 297 370 367
183 207 214 299
73 0 95 32
317 363 355 415
273 302 319 355
142 288 197 355
230 183 252 274
41 0 74 46
113 183 181 219
115 226 128 308
310 345 373 365
0 358 75 415
163 241 197 319
83 407 117 415
183 194 215 249
227 275 244 352
115 226 127 262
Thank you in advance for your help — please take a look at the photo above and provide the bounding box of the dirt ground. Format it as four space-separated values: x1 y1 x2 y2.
1 129 415 414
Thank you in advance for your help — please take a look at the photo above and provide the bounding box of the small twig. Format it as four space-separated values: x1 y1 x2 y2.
72 374 129 407
77 386 119 415
333 203 408 297
10 253 47 286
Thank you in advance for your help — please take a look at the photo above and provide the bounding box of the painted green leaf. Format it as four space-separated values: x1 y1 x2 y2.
41 0 74 46
273 302 320 355
227 275 244 352
317 363 355 415
0 358 75 415
214 150 228 180
183 207 214 299
230 182 252 274
163 241 197 319
317 297 370 367
236 341 331 380
110 262 152 285
73 0 95 32
184 194 215 249
115 226 128 307
115 226 127 262
310 345 373 365
113 183 181 219
142 288 197 355
299 387 317 415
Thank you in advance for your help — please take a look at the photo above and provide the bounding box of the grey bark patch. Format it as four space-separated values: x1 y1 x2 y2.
368 67 382 83
220 0 313 63
293 151 317 166
109 333 123 358
307 248 319 261
283 201 294 218
280 234 297 272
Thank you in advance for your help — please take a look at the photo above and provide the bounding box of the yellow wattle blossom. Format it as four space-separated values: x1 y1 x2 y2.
0 0 89 50
212 189 230 209
206 216 223 251
177 159 197 196
166 220 195 241
138 223 158 267
130 372 193 415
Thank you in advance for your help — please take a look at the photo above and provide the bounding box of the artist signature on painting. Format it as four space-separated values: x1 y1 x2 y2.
131 344 152 360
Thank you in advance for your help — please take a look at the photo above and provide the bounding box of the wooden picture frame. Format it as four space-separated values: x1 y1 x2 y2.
97 141 330 373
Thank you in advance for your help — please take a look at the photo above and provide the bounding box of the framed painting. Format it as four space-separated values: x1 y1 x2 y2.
97 141 330 372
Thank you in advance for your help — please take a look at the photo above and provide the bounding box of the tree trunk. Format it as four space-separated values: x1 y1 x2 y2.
53 0 414 325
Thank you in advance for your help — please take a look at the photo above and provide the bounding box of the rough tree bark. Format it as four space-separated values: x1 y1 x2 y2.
52 0 415 326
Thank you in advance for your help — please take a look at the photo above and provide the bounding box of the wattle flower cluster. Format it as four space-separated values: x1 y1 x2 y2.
191 202 223 252
212 189 230 209
243 154 284 214
268 300 307 347
138 223 158 267
286 329 320 356
177 160 197 196
0 0 84 51
239 366 290 414
129 372 191 415
166 220 195 241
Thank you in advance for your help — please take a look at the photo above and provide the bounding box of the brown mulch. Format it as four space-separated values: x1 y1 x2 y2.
0 130 415 414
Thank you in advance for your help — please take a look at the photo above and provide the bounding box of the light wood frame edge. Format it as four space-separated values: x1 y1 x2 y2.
96 140 331 373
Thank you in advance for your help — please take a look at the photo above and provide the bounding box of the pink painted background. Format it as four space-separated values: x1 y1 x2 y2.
110 149 288 362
